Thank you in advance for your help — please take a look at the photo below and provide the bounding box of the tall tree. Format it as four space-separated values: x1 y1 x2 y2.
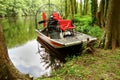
83 0 89 15
69 0 77 19
97 0 109 28
64 0 68 18
91 0 98 25
70 0 74 19
80 0 83 16
74 0 78 14
0 25 31 80
104 0 120 50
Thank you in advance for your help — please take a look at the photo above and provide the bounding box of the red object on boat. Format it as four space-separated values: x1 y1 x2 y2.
42 12 47 27
52 12 75 31
58 20 75 31
52 12 62 20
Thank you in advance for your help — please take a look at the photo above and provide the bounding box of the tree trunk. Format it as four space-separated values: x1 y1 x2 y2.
67 0 71 18
97 0 108 28
104 0 120 50
64 0 68 18
85 0 89 15
80 0 82 16
0 25 31 80
84 0 89 15
91 0 98 25
74 0 77 14
70 0 74 19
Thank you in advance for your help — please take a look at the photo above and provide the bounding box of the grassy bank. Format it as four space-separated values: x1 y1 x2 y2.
38 49 120 80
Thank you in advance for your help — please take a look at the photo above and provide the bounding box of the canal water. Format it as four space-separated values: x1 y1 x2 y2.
0 17 51 78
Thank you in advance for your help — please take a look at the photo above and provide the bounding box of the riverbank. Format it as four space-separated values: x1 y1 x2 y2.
37 49 120 80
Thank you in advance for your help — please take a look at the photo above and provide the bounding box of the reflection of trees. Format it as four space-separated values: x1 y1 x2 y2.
37 44 63 72
2 17 36 48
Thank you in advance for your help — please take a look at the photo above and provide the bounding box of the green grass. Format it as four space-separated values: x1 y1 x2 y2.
37 49 120 80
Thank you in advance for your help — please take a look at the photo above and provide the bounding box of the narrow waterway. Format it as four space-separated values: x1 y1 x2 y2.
0 17 51 78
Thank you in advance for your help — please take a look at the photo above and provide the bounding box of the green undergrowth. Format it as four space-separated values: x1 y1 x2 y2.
37 49 120 80
74 15 103 39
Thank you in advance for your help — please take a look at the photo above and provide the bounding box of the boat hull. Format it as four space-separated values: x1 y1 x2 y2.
37 35 83 62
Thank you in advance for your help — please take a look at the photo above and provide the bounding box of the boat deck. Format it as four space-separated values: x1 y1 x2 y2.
53 32 97 46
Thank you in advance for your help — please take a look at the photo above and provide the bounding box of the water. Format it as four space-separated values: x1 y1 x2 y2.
0 17 51 78
8 40 51 78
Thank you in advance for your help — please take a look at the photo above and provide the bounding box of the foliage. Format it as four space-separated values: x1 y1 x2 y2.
0 0 8 17
0 0 65 17
88 25 103 39
74 15 103 39
0 0 42 17
37 49 120 80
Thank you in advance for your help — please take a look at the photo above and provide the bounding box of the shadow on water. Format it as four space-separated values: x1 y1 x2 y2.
0 17 52 78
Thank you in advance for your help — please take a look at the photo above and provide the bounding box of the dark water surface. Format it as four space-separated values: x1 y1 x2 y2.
0 17 51 78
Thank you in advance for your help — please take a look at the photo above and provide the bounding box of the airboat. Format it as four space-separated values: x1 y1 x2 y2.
35 4 97 61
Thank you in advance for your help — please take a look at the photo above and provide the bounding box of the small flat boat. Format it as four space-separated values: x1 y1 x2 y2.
36 12 96 52
35 4 97 61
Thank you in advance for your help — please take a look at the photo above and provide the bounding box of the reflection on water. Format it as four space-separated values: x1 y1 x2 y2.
0 17 50 78
8 40 51 78
1 17 36 48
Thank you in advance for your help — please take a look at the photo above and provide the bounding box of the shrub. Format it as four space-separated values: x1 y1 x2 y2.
73 15 103 39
